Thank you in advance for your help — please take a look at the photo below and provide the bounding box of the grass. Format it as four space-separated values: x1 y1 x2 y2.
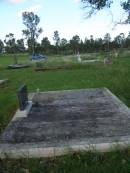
0 52 130 172
80 52 102 60
1 149 130 173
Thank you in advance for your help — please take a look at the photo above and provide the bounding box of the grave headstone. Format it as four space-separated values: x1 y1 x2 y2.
0 79 8 85
77 52 81 62
17 85 28 111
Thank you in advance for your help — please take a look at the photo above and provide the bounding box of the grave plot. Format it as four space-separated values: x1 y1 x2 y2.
0 88 130 158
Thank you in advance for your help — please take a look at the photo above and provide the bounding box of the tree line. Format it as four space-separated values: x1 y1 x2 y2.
0 11 130 56
1 32 130 55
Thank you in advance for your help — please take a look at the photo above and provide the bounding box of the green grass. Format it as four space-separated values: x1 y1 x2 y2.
1 149 130 173
1 52 130 172
80 52 102 60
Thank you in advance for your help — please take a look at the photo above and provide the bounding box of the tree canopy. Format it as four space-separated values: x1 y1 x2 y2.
53 31 60 46
81 0 130 19
70 35 80 54
0 39 4 53
4 33 16 54
22 12 42 54
2 31 130 55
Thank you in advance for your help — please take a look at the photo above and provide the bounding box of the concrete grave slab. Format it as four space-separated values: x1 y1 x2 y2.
81 59 100 63
0 88 130 158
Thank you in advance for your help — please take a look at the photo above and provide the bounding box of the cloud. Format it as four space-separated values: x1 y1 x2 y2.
8 0 26 3
74 0 80 3
17 4 42 17
8 0 40 4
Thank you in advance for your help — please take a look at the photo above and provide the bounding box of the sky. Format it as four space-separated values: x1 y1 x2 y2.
0 0 130 43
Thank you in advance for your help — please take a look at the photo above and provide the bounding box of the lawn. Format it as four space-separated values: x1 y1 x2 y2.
0 52 130 172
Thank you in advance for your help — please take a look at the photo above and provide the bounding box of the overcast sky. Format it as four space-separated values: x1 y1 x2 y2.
0 0 130 43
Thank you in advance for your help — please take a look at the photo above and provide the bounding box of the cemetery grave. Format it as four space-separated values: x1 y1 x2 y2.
5 51 30 69
7 64 30 69
30 53 47 61
0 86 130 158
34 57 73 72
77 53 100 63
34 64 74 71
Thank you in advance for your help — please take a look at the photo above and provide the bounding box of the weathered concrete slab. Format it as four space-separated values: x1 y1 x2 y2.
81 59 100 63
0 88 130 158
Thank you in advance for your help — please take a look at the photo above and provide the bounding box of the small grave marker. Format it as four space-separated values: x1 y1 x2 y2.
17 85 28 110
0 79 8 85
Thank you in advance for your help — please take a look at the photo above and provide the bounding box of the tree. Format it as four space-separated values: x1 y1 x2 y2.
60 38 67 47
90 35 95 52
41 37 51 54
125 32 130 48
4 33 15 53
53 31 60 46
104 33 111 51
16 39 25 52
114 33 125 49
4 33 18 64
22 12 42 54
0 40 4 53
53 31 60 53
81 0 130 20
70 35 80 54
81 0 113 18
103 33 111 63
121 1 130 23
60 38 68 54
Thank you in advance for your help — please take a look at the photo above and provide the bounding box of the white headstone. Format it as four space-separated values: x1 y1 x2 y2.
77 52 81 62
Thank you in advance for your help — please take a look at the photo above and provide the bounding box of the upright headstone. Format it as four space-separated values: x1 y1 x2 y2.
77 51 81 62
17 85 28 111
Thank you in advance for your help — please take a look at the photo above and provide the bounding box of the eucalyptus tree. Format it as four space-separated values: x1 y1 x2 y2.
114 33 125 49
90 35 95 51
60 38 67 47
60 38 68 54
103 33 111 63
0 40 4 53
104 33 111 51
4 33 18 64
81 0 130 18
94 38 103 51
125 32 130 48
53 31 60 53
22 12 43 54
53 31 60 46
4 33 15 53
16 39 25 52
41 37 51 54
70 35 80 54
